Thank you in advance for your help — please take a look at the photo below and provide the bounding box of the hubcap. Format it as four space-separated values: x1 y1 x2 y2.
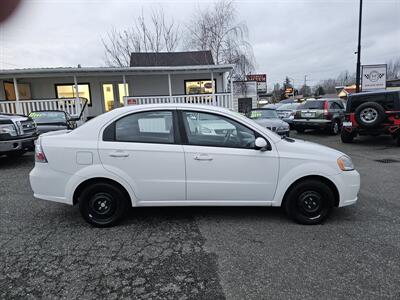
360 108 378 123
333 122 339 134
298 191 321 214
89 193 113 215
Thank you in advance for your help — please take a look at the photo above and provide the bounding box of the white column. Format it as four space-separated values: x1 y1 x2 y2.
123 74 128 106
211 71 215 105
230 71 234 110
13 77 22 114
73 75 80 116
168 73 172 103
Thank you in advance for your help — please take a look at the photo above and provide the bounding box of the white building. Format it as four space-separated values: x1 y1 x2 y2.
0 51 234 119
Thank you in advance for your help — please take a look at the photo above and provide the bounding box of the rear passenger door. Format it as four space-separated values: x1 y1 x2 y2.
98 110 186 202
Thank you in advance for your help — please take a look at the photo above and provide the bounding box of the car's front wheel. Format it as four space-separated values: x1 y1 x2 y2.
284 179 334 225
78 182 129 227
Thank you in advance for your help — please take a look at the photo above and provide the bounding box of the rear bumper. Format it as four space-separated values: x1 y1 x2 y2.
29 163 73 205
0 136 36 153
292 119 331 129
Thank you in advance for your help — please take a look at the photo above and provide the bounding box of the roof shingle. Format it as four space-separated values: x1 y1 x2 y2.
130 51 214 67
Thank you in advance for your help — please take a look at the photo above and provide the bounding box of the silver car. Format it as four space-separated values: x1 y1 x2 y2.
247 108 290 136
276 103 302 128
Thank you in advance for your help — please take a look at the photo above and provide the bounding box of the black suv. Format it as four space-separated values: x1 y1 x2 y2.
0 113 38 158
292 99 345 134
341 90 400 145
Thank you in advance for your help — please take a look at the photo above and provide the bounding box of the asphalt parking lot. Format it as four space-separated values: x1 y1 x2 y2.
1 131 399 299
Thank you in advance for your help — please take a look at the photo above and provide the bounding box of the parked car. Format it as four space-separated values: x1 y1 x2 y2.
29 110 78 134
30 104 360 227
276 103 302 128
341 90 400 145
0 113 37 158
246 108 290 136
292 99 345 134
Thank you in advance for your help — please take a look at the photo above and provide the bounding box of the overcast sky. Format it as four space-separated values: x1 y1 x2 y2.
0 0 399 89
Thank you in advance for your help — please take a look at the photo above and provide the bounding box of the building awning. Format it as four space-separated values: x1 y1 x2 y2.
0 64 234 79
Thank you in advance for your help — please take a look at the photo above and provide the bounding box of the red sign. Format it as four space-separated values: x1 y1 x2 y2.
127 98 137 105
246 74 266 82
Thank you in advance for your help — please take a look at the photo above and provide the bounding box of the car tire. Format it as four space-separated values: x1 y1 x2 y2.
6 150 26 158
341 129 355 143
354 102 386 129
284 179 334 225
396 135 400 147
330 119 340 135
78 182 129 227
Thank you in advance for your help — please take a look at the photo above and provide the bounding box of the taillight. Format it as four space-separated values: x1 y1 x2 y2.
35 141 47 163
323 101 329 116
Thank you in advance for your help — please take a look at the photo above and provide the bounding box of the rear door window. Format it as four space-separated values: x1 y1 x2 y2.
114 110 175 144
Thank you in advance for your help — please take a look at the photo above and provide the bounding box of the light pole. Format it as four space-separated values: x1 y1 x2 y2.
355 0 363 93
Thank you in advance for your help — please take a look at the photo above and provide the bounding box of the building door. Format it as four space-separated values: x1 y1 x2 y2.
238 98 252 114
102 83 129 112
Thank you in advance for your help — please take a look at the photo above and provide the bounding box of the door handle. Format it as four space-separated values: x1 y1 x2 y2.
109 151 129 158
194 154 213 161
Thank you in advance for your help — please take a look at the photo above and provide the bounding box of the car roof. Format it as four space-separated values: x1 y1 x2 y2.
250 108 275 110
349 90 398 97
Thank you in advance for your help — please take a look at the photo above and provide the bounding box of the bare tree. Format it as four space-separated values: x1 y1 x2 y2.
185 0 255 80
102 8 180 67
387 57 400 80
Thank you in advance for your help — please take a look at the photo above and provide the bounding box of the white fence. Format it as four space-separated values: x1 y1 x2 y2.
0 98 88 119
124 93 233 109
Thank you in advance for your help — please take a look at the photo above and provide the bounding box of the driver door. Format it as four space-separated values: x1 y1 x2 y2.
180 110 279 203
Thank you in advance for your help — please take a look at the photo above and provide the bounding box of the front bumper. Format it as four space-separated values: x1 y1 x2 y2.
332 170 360 207
0 136 36 153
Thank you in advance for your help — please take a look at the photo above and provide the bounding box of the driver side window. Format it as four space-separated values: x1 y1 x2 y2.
182 111 256 149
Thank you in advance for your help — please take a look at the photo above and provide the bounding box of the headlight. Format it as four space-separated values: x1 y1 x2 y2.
0 124 17 136
278 125 289 131
337 155 354 171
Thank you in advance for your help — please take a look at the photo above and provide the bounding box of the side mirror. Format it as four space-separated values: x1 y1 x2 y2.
255 137 271 151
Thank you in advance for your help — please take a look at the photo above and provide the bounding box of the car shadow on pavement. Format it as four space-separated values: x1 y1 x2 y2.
120 206 293 227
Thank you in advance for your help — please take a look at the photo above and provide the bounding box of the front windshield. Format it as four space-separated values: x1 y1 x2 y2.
249 109 278 119
29 111 67 124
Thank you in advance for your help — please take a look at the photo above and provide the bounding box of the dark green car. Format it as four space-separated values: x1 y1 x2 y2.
292 99 345 135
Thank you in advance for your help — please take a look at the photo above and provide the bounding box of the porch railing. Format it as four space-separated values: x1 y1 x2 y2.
0 98 88 120
124 93 233 109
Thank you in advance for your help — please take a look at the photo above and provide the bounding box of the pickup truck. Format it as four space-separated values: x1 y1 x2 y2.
0 113 38 158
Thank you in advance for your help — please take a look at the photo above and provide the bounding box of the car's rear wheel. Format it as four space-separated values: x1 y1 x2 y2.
330 119 340 135
78 182 128 227
354 102 386 129
296 127 305 133
284 179 334 225
341 129 355 143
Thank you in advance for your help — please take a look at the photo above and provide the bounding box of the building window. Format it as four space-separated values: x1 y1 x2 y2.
4 82 32 100
55 84 91 105
185 79 216 95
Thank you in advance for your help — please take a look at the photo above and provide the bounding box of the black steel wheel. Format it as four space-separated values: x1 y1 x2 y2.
79 182 129 227
284 179 334 225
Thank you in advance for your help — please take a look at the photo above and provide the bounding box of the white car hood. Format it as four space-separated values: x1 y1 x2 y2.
275 137 345 161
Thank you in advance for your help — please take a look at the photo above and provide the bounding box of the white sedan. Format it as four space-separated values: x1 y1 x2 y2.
30 104 360 227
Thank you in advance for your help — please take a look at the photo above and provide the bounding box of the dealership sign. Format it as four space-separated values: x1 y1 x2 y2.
246 74 267 92
361 64 387 91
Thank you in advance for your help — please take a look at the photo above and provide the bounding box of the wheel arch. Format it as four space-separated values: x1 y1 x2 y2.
73 177 132 206
281 175 340 208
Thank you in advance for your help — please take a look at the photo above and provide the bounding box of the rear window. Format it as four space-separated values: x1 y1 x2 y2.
300 101 325 109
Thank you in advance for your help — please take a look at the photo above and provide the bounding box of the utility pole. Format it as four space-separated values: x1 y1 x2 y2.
355 0 363 93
